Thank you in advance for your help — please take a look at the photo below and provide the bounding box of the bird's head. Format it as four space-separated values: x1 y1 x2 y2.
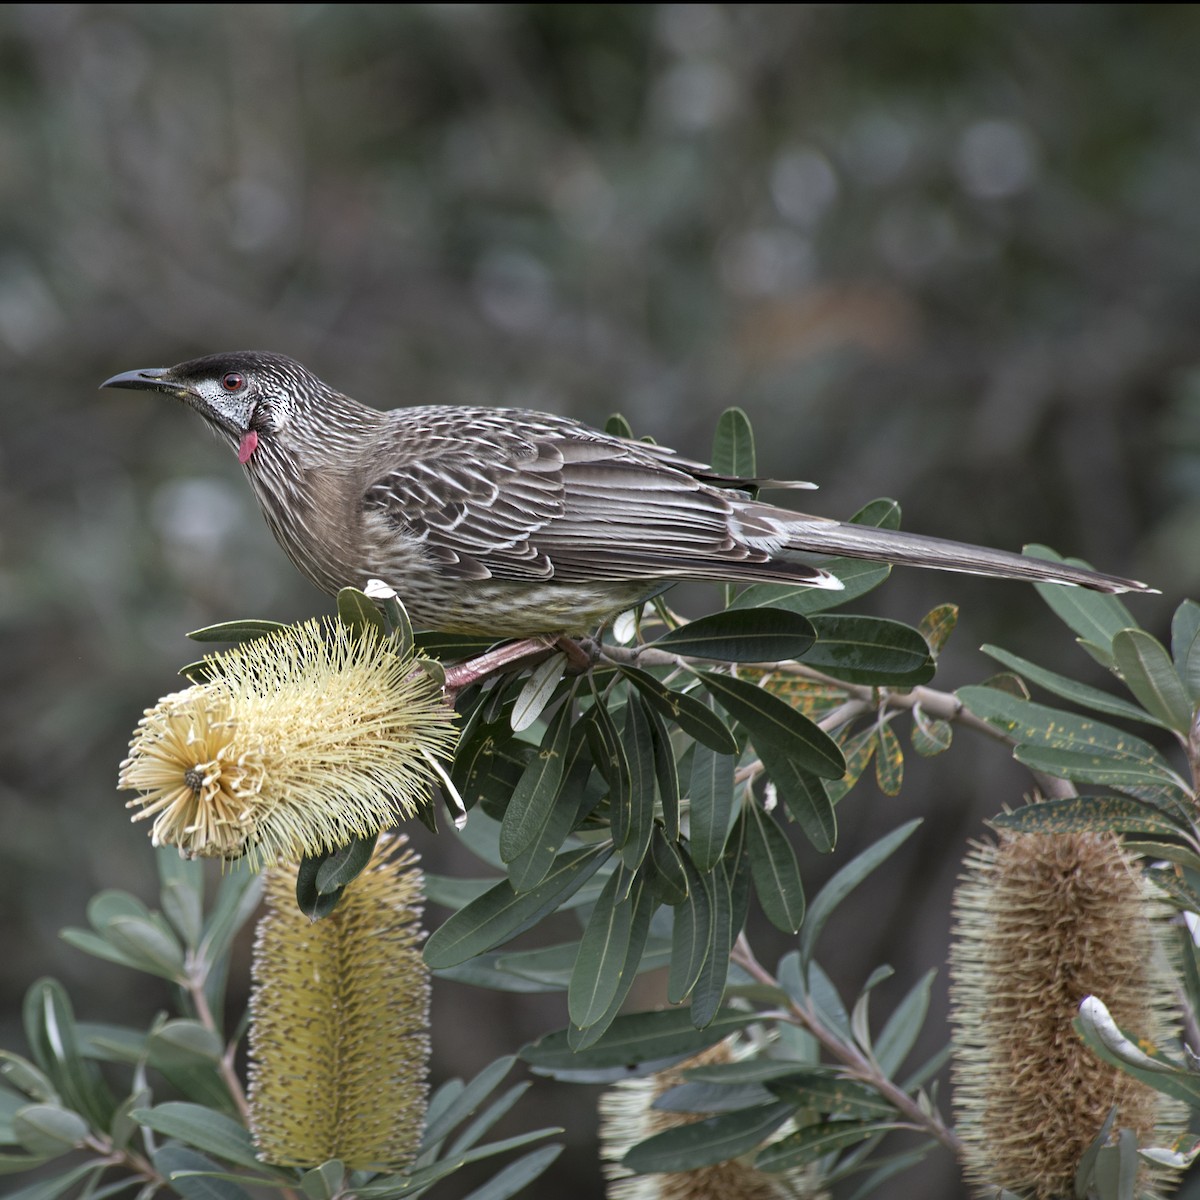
101 351 335 465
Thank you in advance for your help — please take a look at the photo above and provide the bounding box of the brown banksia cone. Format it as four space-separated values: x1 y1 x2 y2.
949 829 1186 1198
248 832 430 1169
598 1037 828 1200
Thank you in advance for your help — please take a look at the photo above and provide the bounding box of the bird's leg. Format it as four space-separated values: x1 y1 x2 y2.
555 634 600 674
441 636 559 701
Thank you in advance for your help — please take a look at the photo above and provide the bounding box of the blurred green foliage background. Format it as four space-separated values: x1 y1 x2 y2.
3 5 1200 1196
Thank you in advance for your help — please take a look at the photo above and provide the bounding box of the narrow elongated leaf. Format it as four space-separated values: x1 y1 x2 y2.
747 804 805 933
688 744 736 871
460 1144 563 1200
522 1008 759 1072
648 829 689 906
919 603 958 656
992 795 1192 838
299 1161 345 1200
586 701 633 847
699 671 844 779
421 1056 517 1150
314 832 379 896
874 723 904 796
731 559 891 616
1027 545 1136 663
151 1144 257 1200
605 413 634 439
668 850 713 1004
3 1161 102 1200
510 654 568 733
499 698 575 864
802 615 935 686
1113 629 1194 733
766 753 837 852
800 820 921 971
691 861 733 1029
1012 745 1189 797
980 644 1169 728
1171 599 1200 671
755 1119 891 1171
619 667 738 754
711 406 755 478
873 969 935 1075
186 619 287 644
12 1105 89 1155
424 846 611 968
653 609 815 662
643 702 681 840
621 696 657 871
765 1074 898 1119
958 687 1186 789
133 1103 263 1169
569 882 657 1049
570 868 637 1028
622 1101 794 1174
335 586 388 635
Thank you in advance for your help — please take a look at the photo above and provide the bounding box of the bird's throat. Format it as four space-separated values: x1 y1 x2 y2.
238 430 259 464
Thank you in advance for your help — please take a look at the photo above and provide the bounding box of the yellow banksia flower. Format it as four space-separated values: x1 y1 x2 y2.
599 1037 828 1200
950 830 1186 1199
248 832 430 1169
118 619 458 865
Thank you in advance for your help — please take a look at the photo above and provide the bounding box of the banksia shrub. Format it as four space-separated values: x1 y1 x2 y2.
118 619 457 864
248 833 430 1169
950 829 1185 1198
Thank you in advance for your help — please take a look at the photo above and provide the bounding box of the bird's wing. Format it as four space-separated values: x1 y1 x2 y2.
360 410 832 586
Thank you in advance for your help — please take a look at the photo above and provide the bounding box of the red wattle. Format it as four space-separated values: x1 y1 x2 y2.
238 431 259 464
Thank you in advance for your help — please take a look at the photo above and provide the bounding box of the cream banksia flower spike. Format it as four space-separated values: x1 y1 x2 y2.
118 619 458 865
949 829 1186 1199
599 1037 829 1200
248 832 430 1169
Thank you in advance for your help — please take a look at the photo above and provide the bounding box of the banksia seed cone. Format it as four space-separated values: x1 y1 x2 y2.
248 833 430 1169
599 1037 828 1200
950 830 1185 1199
118 619 457 864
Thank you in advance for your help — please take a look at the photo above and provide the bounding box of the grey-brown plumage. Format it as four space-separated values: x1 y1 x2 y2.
102 351 1155 635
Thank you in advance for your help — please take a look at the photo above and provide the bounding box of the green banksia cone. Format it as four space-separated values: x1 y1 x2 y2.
599 1037 828 1200
950 829 1185 1198
248 832 430 1169
118 619 458 865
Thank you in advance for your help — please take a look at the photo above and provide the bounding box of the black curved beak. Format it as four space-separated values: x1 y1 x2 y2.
100 367 179 393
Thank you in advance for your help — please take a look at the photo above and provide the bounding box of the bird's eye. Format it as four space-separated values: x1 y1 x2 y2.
221 372 246 392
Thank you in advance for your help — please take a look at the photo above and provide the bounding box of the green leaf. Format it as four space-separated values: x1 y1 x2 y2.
711 406 755 479
918 603 958 656
0 1054 59 1105
874 723 904 796
133 1104 264 1169
980 644 1171 729
647 829 689 906
2 1161 102 1199
1113 629 1194 732
801 615 935 686
765 1074 898 1119
1173 600 1200 702
620 695 657 871
910 704 953 757
299 1160 345 1200
731 558 892 616
690 859 733 1029
766 754 837 853
570 868 638 1028
186 619 287 644
644 701 681 841
569 881 657 1049
159 866 204 951
424 846 611 968
699 671 844 779
618 667 738 755
755 1119 892 1171
622 1101 793 1173
459 1144 563 1200
22 980 114 1130
522 1008 759 1073
605 413 634 439
800 820 921 972
992 795 1192 838
1014 745 1189 797
510 654 568 733
12 1106 89 1156
668 851 712 1005
151 1143 258 1200
958 686 1188 795
652 609 815 663
585 700 633 847
1028 545 1137 664
747 804 805 933
874 969 935 1075
314 832 379 895
335 586 387 635
499 697 575 864
688 744 735 871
